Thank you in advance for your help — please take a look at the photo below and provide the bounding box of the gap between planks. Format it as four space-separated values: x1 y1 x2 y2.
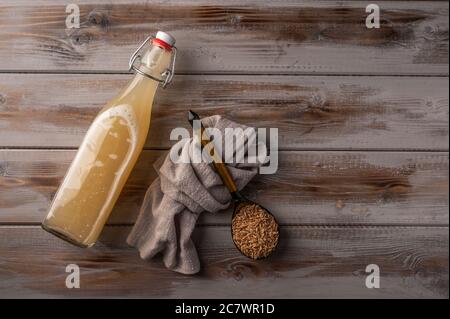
1 223 448 228
1 146 449 152
0 70 449 77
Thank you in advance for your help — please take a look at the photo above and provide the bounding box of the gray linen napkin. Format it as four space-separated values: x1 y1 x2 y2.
127 115 266 274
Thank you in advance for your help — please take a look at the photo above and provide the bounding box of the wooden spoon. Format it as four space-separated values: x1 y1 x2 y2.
188 110 279 259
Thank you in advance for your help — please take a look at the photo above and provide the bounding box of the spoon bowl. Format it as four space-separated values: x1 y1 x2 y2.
231 199 279 260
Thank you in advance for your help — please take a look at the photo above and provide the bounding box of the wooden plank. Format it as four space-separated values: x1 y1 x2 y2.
0 74 448 150
0 150 447 225
0 225 447 298
0 1 447 75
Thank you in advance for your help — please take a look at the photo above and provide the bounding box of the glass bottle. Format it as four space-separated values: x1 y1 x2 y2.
42 31 177 247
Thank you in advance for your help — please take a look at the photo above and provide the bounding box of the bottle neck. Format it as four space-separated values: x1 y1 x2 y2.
139 44 172 81
117 44 172 103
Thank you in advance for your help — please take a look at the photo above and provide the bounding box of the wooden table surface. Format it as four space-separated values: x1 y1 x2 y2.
0 0 448 298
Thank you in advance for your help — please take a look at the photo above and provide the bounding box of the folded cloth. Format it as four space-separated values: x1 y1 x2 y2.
127 115 267 274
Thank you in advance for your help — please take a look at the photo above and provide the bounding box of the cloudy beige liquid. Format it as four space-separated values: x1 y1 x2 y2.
43 45 172 247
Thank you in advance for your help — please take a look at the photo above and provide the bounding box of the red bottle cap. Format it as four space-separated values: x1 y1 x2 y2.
153 31 176 50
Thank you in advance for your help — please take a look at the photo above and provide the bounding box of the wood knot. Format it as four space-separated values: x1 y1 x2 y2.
69 30 91 46
223 260 264 281
308 93 326 108
0 94 6 105
88 10 110 28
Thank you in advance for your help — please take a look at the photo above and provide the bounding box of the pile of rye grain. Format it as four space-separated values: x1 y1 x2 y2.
231 203 279 259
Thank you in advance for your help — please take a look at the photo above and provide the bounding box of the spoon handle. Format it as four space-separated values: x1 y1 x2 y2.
188 110 243 200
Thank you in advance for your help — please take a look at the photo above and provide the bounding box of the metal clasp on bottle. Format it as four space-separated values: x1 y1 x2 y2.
128 35 177 88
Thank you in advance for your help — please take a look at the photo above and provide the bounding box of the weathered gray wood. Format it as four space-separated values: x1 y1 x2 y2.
0 0 447 301
0 74 448 150
0 150 447 225
0 1 447 74
0 225 447 298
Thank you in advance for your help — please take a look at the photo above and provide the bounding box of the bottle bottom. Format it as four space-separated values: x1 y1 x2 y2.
41 223 93 248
